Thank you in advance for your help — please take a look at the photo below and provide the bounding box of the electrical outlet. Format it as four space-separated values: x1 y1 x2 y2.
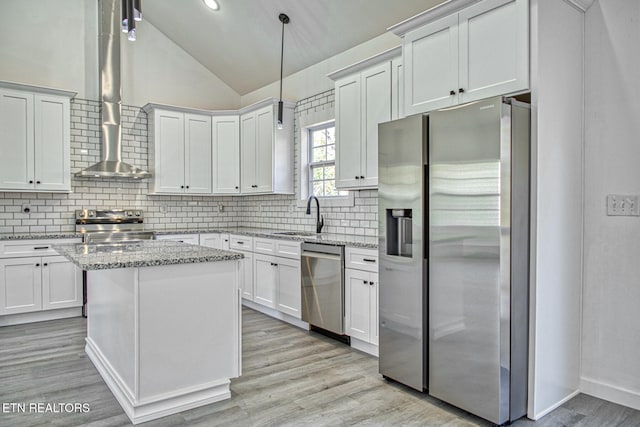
218 204 224 213
258 203 263 213
159 204 167 214
21 204 31 214
607 194 640 216
288 204 295 213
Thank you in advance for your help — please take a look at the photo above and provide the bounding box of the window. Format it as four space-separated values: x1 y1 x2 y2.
308 123 347 197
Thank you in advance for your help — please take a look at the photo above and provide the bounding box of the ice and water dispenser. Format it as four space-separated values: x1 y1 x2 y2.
386 209 412 258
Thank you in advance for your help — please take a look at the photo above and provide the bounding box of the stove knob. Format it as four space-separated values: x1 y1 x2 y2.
126 211 133 217
88 211 95 217
135 211 141 216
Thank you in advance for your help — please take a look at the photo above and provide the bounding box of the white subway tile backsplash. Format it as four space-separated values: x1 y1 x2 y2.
0 93 377 235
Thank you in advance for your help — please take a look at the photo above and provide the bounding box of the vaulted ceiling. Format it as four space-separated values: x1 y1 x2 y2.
143 0 446 95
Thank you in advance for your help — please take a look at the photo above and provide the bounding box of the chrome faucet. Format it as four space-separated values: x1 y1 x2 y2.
306 195 324 233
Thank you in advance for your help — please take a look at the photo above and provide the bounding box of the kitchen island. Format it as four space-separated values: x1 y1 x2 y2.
54 240 243 425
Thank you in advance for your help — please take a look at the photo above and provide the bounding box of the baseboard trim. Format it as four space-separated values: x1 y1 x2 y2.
529 389 580 420
581 376 640 412
0 307 82 326
86 338 231 425
350 337 378 357
242 299 309 330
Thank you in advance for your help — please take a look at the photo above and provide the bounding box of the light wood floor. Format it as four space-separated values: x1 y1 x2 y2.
1 308 639 426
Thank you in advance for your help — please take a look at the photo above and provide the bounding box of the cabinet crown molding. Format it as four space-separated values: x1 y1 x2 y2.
388 0 483 36
0 80 76 98
564 0 594 11
327 46 402 81
142 98 295 116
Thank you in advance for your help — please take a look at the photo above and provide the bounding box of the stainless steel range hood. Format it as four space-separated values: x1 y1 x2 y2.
76 0 151 179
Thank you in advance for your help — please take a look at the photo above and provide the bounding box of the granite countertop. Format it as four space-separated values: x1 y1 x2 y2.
1 227 378 249
0 232 83 241
155 227 378 249
54 240 243 270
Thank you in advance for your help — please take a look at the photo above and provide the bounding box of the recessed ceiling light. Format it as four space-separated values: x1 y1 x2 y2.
203 0 219 11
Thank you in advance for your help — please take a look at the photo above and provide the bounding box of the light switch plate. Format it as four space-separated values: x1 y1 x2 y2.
607 194 640 216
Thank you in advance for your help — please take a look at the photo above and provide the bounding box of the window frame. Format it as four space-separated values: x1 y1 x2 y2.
307 122 344 199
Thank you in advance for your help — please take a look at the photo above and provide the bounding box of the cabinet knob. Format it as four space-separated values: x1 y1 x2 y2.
360 176 364 179
36 180 41 184
370 281 374 286
449 90 456 96
181 185 184 189
355 176 359 180
29 180 34 184
186 185 189 189
458 88 465 93
235 186 239 189
43 263 48 267
363 280 368 284
35 263 40 267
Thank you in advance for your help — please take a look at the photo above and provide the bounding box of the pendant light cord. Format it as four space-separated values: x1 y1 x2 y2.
279 18 285 102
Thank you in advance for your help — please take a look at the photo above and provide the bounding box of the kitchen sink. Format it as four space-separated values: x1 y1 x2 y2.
272 231 317 237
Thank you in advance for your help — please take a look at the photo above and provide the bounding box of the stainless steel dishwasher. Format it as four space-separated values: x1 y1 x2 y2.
301 243 346 336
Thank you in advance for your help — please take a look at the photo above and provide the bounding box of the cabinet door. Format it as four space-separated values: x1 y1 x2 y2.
335 75 362 189
404 13 459 115
458 0 528 104
0 257 42 315
34 95 70 191
154 110 185 193
345 268 372 342
255 106 274 193
212 115 240 194
360 62 391 188
369 272 379 346
253 254 276 308
0 89 34 190
239 250 254 301
41 255 82 310
199 233 223 249
240 112 257 193
276 256 301 319
391 58 404 121
184 113 212 194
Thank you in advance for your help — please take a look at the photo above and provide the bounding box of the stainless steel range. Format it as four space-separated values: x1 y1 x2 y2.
76 209 155 316
75 209 154 243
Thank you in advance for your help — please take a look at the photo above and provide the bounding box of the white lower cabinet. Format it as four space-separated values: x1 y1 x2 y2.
345 268 378 346
275 257 301 318
344 246 379 356
238 250 254 301
0 254 81 316
254 254 277 309
199 233 230 250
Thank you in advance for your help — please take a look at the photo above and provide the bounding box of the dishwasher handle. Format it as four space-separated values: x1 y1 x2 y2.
301 251 342 262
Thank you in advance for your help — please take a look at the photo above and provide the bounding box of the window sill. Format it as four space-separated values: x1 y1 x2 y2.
296 192 354 209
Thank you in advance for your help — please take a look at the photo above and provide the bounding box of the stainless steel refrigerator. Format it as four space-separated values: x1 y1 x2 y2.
378 96 530 425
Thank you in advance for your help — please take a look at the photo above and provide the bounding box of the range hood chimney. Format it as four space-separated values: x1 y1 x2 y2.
76 0 151 179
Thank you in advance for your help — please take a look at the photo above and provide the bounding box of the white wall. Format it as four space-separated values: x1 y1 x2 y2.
0 0 240 109
0 0 99 99
528 0 584 419
581 0 640 411
240 32 400 107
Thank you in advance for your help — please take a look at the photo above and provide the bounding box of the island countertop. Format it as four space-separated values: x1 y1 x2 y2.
54 240 244 270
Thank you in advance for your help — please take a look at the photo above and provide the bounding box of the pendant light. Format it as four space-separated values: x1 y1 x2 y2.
277 13 290 130
121 0 143 41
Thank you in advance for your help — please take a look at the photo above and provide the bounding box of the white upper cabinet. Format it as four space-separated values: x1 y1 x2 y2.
0 82 73 192
394 0 529 115
145 105 212 195
329 47 399 190
212 115 240 194
240 100 293 195
391 58 405 120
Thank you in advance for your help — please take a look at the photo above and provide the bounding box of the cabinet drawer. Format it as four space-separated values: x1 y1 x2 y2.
345 247 379 273
229 234 252 251
253 238 275 255
155 234 200 245
275 240 301 260
0 239 81 258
